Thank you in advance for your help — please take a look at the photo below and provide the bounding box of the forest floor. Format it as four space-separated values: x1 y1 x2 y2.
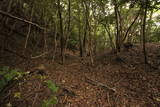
0 43 160 107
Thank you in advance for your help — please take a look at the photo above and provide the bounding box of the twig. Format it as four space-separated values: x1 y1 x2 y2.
85 77 116 93
0 10 47 30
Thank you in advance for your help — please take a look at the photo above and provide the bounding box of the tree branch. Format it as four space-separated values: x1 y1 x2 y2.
122 9 141 42
85 77 116 93
0 10 47 30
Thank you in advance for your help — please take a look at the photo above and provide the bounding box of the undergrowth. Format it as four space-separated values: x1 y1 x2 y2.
42 80 58 107
0 66 26 92
0 66 58 107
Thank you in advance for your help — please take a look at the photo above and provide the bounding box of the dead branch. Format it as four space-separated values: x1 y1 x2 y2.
31 52 48 59
85 77 116 93
0 10 47 30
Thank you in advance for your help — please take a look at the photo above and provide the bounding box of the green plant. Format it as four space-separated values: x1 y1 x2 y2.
42 80 58 107
0 66 24 92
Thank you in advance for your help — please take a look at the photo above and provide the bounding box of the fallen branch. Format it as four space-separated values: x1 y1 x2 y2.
85 77 116 93
0 10 47 30
31 52 48 59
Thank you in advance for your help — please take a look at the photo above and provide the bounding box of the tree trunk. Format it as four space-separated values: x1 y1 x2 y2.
104 24 115 51
113 0 120 52
52 22 57 62
83 1 89 56
142 2 148 65
5 0 13 25
93 23 98 55
58 0 65 64
78 5 83 57
64 0 71 53
87 12 93 66
24 8 33 53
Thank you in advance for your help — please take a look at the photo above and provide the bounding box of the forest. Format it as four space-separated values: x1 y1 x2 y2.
0 0 160 107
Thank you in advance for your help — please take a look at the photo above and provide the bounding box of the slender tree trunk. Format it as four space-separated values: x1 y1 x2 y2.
67 0 71 34
44 21 48 52
53 22 57 62
58 0 64 64
83 10 87 56
79 24 83 57
140 15 143 43
104 24 115 51
87 13 93 66
78 5 83 57
113 0 120 52
88 27 93 66
64 0 71 53
142 3 148 65
83 1 90 56
93 23 98 55
5 0 13 25
24 8 33 52
117 7 123 45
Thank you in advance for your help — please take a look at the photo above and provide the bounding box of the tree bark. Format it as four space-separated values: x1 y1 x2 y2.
5 0 13 25
78 5 83 57
142 2 148 65
113 0 121 52
52 22 58 62
83 1 89 56
64 0 71 53
24 8 33 51
58 0 65 64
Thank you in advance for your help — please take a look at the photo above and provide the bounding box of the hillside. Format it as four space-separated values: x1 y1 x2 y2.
0 43 160 107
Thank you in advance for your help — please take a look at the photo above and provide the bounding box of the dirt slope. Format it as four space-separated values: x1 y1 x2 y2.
0 43 160 107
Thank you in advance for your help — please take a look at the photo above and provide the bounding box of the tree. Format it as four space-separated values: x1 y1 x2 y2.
58 0 65 64
141 0 148 64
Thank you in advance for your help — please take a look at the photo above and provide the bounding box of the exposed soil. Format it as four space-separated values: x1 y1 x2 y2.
0 43 160 107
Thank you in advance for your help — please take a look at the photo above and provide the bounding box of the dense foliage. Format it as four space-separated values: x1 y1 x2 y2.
0 0 160 61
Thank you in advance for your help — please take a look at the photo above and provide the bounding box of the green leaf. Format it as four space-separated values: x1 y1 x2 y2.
0 67 21 92
4 71 18 81
45 80 58 93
